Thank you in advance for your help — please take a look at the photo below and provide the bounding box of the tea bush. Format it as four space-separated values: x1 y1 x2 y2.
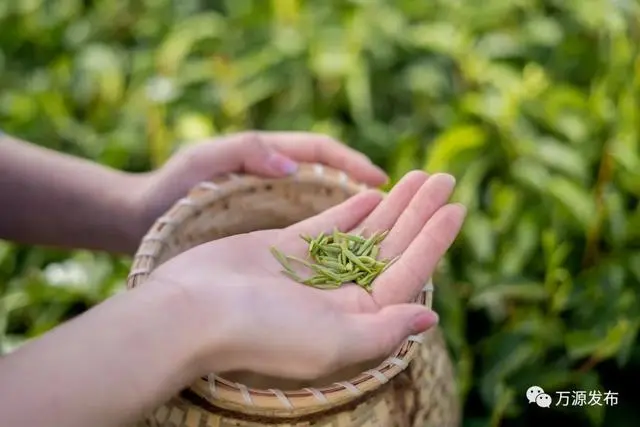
1 1 639 426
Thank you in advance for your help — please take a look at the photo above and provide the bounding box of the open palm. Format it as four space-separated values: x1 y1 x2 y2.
150 171 465 382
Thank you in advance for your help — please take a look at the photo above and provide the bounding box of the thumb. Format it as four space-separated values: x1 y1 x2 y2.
339 305 439 367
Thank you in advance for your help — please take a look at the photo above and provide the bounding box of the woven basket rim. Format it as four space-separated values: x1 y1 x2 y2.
126 163 434 417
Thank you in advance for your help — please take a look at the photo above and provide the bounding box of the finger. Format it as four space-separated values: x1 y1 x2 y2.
173 134 299 179
283 190 384 246
337 305 439 367
378 173 456 259
355 171 429 235
373 203 466 306
257 132 389 186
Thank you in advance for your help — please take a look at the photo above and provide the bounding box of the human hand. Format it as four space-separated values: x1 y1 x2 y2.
125 132 388 248
147 171 465 381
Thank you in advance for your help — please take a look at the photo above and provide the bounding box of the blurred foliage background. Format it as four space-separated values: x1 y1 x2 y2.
1 0 640 426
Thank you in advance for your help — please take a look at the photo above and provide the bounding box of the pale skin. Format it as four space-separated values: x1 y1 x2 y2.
0 131 389 254
0 131 466 427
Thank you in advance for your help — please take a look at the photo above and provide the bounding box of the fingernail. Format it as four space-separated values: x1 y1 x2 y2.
372 162 387 175
410 311 439 334
267 152 298 175
453 202 467 217
432 173 456 187
374 165 390 183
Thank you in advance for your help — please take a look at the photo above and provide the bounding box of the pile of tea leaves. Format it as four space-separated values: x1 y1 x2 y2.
270 229 397 292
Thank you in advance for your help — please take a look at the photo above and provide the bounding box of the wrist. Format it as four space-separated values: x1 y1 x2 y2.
111 171 154 254
141 276 239 380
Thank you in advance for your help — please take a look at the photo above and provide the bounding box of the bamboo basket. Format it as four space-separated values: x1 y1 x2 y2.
127 163 461 427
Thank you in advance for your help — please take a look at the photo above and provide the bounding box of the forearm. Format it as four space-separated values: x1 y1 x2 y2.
0 133 143 253
0 282 211 427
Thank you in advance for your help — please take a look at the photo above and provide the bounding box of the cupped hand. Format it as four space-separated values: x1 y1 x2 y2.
128 132 388 243
149 171 465 381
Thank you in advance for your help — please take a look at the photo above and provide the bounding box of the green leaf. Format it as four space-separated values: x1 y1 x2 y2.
550 272 573 313
603 188 628 247
452 158 491 210
475 32 523 59
345 57 373 123
470 283 548 309
576 373 606 426
0 241 13 265
480 334 542 405
174 112 216 143
565 319 633 361
387 135 420 185
509 312 564 346
156 12 226 74
461 212 496 264
490 383 516 427
547 177 597 230
424 125 487 172
531 137 589 182
0 290 30 313
510 158 551 193
615 319 639 367
409 22 468 56
309 28 351 78
524 16 564 47
499 213 539 277
404 61 450 95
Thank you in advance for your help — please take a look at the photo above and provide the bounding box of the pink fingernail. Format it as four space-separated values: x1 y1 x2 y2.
410 311 439 334
267 152 298 175
454 203 468 216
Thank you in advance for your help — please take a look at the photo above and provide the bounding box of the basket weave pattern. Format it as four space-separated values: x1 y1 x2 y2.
127 164 461 427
